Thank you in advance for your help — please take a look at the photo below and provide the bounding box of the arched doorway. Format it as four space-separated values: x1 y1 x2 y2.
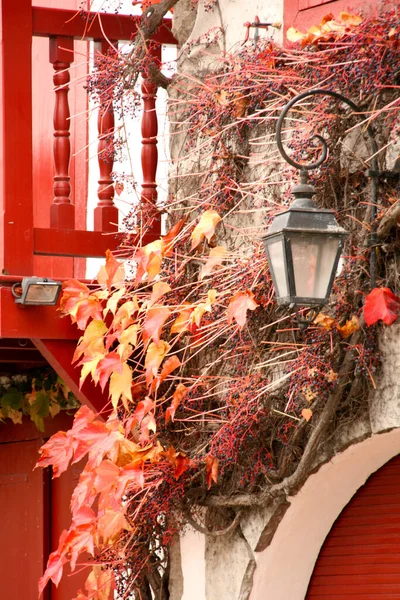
306 454 400 598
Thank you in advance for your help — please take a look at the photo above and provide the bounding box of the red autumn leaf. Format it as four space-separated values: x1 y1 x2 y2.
165 383 188 423
115 181 124 196
35 430 74 477
71 419 120 466
75 296 104 330
39 549 66 595
205 455 219 489
95 351 124 392
165 447 194 479
142 306 171 346
364 287 400 326
132 397 155 425
227 290 259 328
94 460 119 494
60 279 91 312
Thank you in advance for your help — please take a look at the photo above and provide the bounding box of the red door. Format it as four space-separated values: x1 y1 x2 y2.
0 415 86 600
306 454 400 599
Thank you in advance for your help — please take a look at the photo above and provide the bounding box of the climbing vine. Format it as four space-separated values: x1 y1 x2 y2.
36 5 400 600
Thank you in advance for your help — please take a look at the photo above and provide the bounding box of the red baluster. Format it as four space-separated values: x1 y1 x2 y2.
49 36 75 229
141 45 161 235
94 41 118 233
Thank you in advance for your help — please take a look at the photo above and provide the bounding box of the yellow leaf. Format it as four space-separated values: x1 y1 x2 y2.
118 324 139 359
302 408 313 422
80 356 102 388
145 340 171 386
104 287 126 317
74 319 107 362
109 363 133 409
286 26 305 42
191 210 222 250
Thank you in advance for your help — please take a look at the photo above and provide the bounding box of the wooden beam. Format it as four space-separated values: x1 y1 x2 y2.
0 287 80 339
32 7 177 45
34 227 160 257
32 338 110 415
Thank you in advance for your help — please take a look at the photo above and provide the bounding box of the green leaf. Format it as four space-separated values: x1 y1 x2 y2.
1 388 23 410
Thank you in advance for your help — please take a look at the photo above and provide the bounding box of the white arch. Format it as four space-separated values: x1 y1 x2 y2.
250 428 400 600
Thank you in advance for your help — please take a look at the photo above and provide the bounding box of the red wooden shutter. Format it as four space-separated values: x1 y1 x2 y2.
306 454 400 599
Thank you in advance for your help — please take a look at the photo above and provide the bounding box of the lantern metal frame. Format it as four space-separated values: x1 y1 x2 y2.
264 88 399 312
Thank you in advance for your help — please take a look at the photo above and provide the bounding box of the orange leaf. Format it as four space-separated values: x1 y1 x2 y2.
336 315 360 338
205 454 219 489
165 447 195 479
200 246 227 279
97 508 130 544
152 355 182 392
314 313 335 331
97 249 125 289
74 296 104 330
227 290 259 328
142 306 171 346
191 210 222 250
302 408 313 421
165 383 188 422
163 218 186 256
364 287 400 326
134 239 164 283
145 341 170 386
171 306 193 334
339 11 362 25
150 281 171 305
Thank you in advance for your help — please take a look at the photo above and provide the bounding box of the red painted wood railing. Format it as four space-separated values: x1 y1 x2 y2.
0 2 176 274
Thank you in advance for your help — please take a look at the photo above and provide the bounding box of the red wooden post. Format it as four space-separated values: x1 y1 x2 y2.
49 36 75 230
0 0 34 275
141 45 161 236
94 41 118 233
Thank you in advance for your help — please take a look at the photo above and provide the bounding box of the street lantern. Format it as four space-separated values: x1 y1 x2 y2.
262 175 347 307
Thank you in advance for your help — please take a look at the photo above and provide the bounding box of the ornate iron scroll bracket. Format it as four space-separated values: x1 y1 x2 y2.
275 88 389 290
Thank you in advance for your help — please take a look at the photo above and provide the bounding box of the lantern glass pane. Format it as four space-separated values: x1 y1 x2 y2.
24 283 59 304
290 235 340 300
267 240 288 298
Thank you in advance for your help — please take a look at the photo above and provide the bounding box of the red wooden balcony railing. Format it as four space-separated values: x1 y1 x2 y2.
0 1 176 278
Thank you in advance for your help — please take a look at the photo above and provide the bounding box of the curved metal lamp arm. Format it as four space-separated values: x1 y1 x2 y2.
276 89 379 174
276 88 380 288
